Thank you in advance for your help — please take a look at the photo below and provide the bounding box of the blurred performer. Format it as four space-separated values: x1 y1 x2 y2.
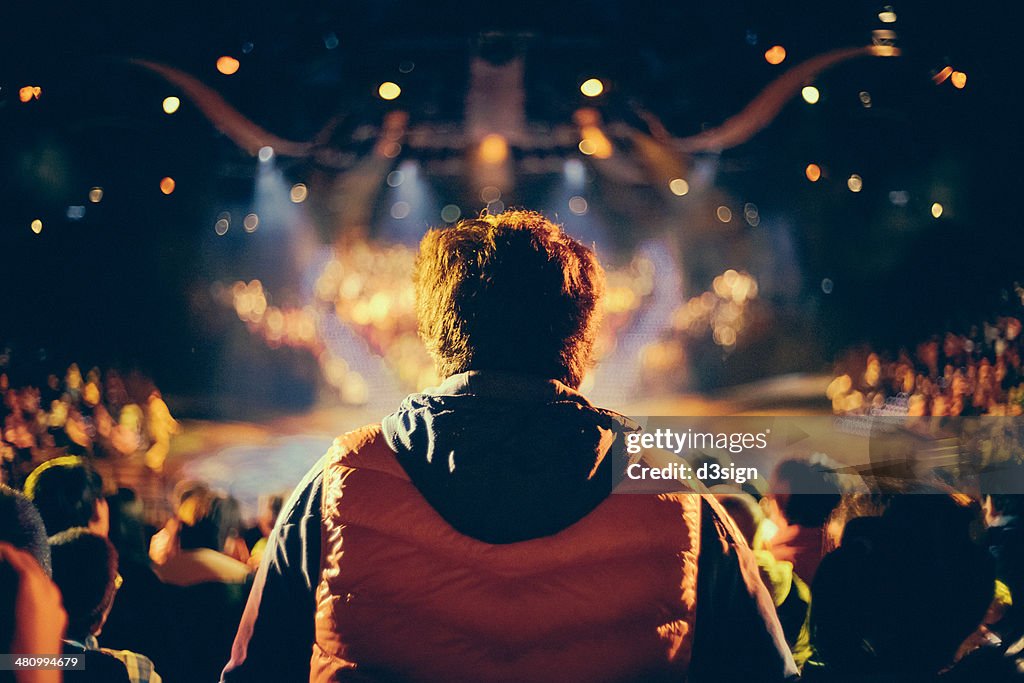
143 391 178 472
224 211 796 683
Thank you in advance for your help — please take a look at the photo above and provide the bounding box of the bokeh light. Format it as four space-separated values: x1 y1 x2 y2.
764 45 786 65
951 71 967 89
378 82 401 100
716 206 733 223
88 187 104 203
290 183 308 203
568 196 589 215
480 186 501 203
243 213 259 232
580 78 604 97
216 56 240 75
258 146 274 162
931 202 944 218
19 86 41 102
390 201 411 219
933 66 953 85
801 86 820 104
215 218 229 236
159 177 176 195
162 96 180 114
847 174 863 192
805 163 822 182
478 134 509 164
878 6 897 23
441 205 461 223
669 178 689 196
30 219 42 234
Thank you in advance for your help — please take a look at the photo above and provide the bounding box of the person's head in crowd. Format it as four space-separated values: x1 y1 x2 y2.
712 489 763 546
258 493 285 538
0 484 51 575
48 528 119 642
810 495 994 678
24 456 109 537
173 482 222 552
770 458 842 528
983 493 1023 527
106 487 151 564
414 209 605 388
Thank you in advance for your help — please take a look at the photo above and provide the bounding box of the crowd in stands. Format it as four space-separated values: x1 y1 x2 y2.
1 364 179 485
829 314 1024 416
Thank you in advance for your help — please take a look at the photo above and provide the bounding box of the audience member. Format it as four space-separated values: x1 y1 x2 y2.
49 528 160 683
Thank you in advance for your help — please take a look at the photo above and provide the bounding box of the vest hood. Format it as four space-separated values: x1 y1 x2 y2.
381 372 639 544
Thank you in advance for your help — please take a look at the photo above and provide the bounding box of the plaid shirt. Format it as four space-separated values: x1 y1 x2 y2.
79 635 163 683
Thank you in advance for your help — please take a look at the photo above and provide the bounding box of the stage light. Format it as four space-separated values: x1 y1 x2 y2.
30 219 42 234
669 178 689 196
441 204 461 223
162 96 180 114
243 213 259 232
805 164 821 182
89 187 104 203
386 171 404 187
19 86 41 102
764 45 786 65
216 56 240 75
290 183 308 203
378 81 401 100
933 66 953 85
951 71 967 89
801 86 820 104
578 139 596 155
564 159 586 187
215 218 229 235
258 146 274 162
931 202 944 218
160 177 176 195
847 174 863 192
878 6 897 23
716 206 733 223
859 91 872 107
480 186 501 203
580 78 604 97
479 134 509 164
568 196 588 215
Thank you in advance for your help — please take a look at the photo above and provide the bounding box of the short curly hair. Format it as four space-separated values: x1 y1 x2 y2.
414 210 605 388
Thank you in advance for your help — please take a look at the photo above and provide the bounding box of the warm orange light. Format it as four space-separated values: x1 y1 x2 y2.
478 134 509 164
378 82 401 100
932 66 953 85
805 163 822 182
951 71 967 89
19 86 41 102
764 45 787 65
160 177 176 195
162 96 181 114
216 56 240 75
579 126 613 159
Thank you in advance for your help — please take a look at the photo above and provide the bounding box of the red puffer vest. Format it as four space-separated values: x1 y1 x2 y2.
310 425 702 683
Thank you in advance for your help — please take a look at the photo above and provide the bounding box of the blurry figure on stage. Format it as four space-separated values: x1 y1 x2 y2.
223 210 796 683
24 457 170 675
49 528 160 683
760 458 842 586
144 391 178 472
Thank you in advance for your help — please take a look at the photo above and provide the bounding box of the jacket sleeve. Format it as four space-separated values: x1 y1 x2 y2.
687 497 800 683
220 455 326 683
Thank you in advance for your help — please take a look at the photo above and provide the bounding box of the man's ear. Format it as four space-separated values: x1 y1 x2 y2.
91 496 111 538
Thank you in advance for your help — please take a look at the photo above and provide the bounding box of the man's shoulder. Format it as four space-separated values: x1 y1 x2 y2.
323 423 407 479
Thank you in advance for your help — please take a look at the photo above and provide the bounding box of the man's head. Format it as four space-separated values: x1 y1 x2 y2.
0 484 51 575
24 456 109 537
770 458 841 528
48 528 119 641
414 210 605 388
